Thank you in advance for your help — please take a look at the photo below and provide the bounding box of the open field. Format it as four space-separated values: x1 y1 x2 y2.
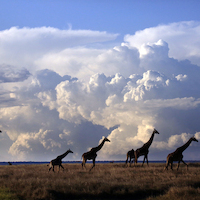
0 162 200 200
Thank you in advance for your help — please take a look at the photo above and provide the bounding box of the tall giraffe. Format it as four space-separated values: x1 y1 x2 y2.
48 149 73 172
82 137 110 171
125 149 135 166
165 137 198 171
134 129 160 166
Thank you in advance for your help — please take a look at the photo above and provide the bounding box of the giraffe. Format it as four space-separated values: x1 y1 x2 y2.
125 149 135 166
134 128 160 166
82 137 110 171
8 162 12 165
165 137 198 171
48 149 73 172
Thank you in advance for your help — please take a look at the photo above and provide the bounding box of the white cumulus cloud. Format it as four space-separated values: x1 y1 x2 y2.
0 22 200 161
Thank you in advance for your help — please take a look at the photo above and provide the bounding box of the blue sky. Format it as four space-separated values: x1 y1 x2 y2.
1 1 200 35
1 1 200 162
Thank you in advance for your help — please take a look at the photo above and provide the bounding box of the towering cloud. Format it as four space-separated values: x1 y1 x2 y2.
0 22 200 161
124 21 200 66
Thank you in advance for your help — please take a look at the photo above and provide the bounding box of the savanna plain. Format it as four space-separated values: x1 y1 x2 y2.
0 162 200 200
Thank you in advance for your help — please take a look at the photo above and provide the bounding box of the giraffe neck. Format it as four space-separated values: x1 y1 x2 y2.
92 140 106 153
177 138 193 153
57 150 70 160
144 132 155 149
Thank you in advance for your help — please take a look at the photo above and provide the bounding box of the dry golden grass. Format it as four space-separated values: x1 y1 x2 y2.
0 162 200 200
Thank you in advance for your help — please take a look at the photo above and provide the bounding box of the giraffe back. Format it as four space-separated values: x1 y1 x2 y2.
50 158 62 166
82 151 97 160
167 151 183 162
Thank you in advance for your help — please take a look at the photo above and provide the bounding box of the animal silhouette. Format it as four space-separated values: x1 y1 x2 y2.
165 137 198 170
82 137 110 171
48 149 73 172
8 162 12 165
125 149 135 166
135 129 160 166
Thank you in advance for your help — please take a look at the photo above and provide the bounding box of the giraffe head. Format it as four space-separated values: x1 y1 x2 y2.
68 149 73 153
153 129 159 134
191 137 198 142
104 137 110 142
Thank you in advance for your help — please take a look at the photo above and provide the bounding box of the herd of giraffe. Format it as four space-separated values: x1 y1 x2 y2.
47 128 199 172
125 129 198 171
1 129 197 172
48 137 110 172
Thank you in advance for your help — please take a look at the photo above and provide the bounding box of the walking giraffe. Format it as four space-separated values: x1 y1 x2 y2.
82 137 110 171
135 129 160 166
125 149 135 166
165 137 198 171
48 149 73 172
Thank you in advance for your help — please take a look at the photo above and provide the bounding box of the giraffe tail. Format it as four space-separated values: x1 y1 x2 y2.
48 161 53 168
79 156 83 162
81 154 84 161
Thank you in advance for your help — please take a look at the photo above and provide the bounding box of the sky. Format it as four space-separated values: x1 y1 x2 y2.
1 0 200 162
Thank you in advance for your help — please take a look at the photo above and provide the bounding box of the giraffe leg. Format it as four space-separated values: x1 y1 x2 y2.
142 155 146 166
177 161 181 171
164 161 169 170
170 162 173 170
129 156 133 166
146 155 149 166
129 156 132 167
134 151 138 165
164 156 171 170
125 155 128 165
134 156 138 165
181 160 188 170
52 165 55 172
58 165 60 172
49 162 52 171
82 158 87 170
81 161 84 169
131 156 134 163
81 156 85 169
60 164 64 171
134 157 137 166
89 158 96 172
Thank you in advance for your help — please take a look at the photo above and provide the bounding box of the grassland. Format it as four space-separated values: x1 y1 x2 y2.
0 162 200 200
